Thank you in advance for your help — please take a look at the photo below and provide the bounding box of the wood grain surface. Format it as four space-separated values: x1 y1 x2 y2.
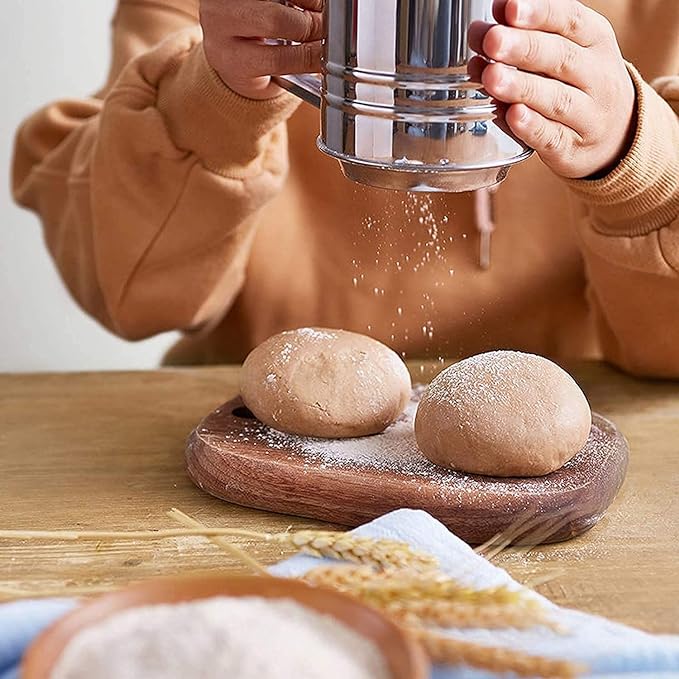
0 364 678 634
186 398 628 545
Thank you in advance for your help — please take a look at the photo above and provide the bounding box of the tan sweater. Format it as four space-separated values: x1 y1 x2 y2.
12 0 679 376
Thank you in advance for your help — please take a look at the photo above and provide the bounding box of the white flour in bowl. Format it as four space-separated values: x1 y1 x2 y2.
51 596 390 679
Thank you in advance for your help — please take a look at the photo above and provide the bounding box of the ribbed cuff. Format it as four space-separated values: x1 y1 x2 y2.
157 41 301 177
566 63 679 237
118 0 199 21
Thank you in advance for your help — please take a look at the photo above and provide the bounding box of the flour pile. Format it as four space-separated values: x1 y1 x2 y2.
51 596 390 679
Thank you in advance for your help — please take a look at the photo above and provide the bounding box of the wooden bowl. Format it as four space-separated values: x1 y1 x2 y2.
22 575 430 679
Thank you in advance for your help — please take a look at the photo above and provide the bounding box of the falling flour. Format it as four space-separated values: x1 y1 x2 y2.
351 193 455 348
51 596 390 679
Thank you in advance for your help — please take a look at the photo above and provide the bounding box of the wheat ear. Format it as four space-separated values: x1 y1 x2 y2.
388 600 562 632
304 565 560 632
275 531 438 571
413 630 584 678
305 565 525 606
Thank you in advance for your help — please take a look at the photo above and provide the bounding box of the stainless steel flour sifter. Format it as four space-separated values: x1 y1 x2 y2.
276 0 532 192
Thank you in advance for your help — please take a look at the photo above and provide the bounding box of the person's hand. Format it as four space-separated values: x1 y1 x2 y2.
469 0 636 179
201 0 323 100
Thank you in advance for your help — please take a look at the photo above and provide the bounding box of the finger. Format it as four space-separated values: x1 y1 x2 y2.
277 0 324 11
506 103 582 174
468 21 492 56
482 25 588 88
231 2 323 42
503 0 609 47
225 73 283 101
238 40 323 76
467 57 537 139
482 62 591 132
492 0 510 24
467 55 488 84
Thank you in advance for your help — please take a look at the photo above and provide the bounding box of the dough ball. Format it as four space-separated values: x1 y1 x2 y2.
240 328 412 438
414 351 591 477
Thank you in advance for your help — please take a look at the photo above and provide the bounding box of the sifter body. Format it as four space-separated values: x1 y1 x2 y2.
278 0 532 192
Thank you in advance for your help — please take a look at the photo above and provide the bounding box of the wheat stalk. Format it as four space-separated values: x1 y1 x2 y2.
522 568 568 589
0 528 270 541
0 526 434 572
475 512 547 559
413 630 584 678
167 509 269 576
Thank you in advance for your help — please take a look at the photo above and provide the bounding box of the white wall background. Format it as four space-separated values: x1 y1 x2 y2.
0 0 177 372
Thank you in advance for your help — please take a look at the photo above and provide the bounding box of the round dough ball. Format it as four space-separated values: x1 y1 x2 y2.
240 328 412 438
414 351 591 477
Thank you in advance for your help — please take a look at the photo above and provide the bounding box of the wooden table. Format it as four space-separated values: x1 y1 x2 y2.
1 364 677 634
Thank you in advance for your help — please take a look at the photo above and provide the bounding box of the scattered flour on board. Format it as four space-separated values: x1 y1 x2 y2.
214 387 614 503
51 596 389 679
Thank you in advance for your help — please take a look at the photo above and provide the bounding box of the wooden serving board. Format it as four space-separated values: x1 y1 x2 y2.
186 392 629 545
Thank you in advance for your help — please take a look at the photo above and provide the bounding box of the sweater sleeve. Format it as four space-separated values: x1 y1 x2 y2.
11 5 300 340
567 65 679 378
